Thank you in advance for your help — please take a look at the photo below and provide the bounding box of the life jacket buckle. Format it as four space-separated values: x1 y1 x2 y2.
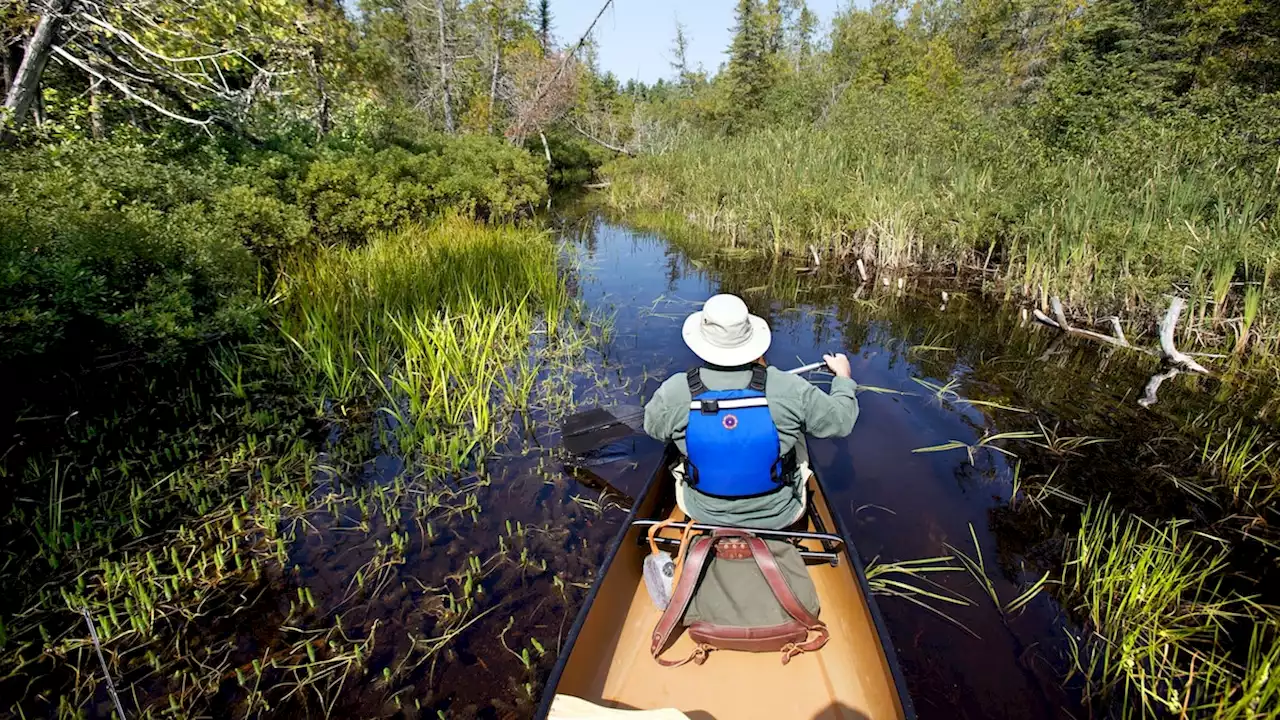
699 399 720 415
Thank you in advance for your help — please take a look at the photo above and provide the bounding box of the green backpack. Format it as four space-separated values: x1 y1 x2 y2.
649 529 827 666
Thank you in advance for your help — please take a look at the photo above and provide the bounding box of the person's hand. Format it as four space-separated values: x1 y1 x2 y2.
823 353 852 379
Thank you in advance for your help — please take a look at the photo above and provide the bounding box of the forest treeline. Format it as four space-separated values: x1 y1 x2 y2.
605 0 1280 355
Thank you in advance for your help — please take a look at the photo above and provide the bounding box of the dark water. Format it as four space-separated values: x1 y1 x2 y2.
559 216 1078 719
535 210 1276 719
12 209 1274 719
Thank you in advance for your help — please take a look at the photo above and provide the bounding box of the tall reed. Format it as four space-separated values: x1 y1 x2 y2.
605 94 1280 339
277 214 573 470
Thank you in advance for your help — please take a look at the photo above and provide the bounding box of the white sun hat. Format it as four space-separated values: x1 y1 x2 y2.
681 294 772 367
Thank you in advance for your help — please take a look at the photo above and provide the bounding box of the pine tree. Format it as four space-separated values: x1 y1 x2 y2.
537 0 552 55
764 0 784 55
793 1 817 67
727 0 773 117
670 19 693 87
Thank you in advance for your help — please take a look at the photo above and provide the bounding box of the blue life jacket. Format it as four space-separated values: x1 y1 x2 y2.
683 365 794 499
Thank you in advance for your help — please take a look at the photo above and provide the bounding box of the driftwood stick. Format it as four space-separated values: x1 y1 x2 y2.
1032 308 1061 329
855 258 868 282
1158 298 1211 375
1139 368 1181 408
1034 303 1145 350
1107 316 1127 345
809 245 821 267
1051 297 1071 330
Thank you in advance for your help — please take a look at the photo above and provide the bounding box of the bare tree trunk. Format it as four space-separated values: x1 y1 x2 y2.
487 34 500 134
308 46 331 138
3 0 74 129
88 78 104 139
434 0 455 134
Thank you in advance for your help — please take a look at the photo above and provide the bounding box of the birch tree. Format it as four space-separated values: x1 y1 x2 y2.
2 0 354 133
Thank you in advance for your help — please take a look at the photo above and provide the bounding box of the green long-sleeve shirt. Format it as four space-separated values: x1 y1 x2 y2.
642 366 859 529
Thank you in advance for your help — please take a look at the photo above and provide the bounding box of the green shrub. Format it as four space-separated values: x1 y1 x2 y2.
208 185 312 266
298 137 546 244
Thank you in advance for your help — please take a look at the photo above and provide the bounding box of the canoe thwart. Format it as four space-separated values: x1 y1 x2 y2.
642 533 841 566
630 519 845 567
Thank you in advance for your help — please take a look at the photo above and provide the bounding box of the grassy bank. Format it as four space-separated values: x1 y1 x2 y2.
603 94 1280 357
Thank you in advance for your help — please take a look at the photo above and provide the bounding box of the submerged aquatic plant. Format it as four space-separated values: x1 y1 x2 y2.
865 555 977 638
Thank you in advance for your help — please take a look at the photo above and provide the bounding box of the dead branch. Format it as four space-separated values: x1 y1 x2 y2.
509 0 613 141
52 45 213 128
566 116 633 155
1157 297 1211 375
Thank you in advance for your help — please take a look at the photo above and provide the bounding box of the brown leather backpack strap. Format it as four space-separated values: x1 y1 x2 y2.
651 536 713 667
740 533 830 663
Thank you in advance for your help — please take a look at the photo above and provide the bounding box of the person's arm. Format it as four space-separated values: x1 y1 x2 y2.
801 353 859 438
643 375 688 442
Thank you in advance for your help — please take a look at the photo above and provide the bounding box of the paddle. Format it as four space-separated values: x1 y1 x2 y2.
560 360 829 455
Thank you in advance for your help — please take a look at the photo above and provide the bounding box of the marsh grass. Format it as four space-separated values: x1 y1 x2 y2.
604 120 1280 355
278 214 579 472
1063 502 1263 718
1199 419 1278 510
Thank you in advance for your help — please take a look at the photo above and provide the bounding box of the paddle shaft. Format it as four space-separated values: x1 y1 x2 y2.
561 360 830 453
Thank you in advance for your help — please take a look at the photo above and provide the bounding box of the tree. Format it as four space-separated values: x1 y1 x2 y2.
670 18 693 87
536 0 552 55
2 0 357 134
791 1 817 68
763 0 785 55
434 0 456 132
2 0 71 129
726 0 775 123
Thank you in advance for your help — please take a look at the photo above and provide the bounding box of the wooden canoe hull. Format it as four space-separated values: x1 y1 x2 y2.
537 449 915 719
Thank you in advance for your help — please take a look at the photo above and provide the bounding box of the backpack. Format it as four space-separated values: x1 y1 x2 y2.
649 529 828 666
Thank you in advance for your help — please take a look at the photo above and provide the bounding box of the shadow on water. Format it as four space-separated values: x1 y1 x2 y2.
15 206 1280 718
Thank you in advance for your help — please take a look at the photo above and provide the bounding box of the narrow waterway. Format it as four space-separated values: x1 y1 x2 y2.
556 213 1078 719
537 208 1275 719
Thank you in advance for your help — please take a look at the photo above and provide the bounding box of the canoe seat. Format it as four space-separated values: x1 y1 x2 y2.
549 694 690 719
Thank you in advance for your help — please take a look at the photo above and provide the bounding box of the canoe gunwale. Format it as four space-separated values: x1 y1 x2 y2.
809 467 919 720
535 446 918 719
533 448 671 720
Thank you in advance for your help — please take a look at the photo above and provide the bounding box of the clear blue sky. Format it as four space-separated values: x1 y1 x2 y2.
554 1 852 84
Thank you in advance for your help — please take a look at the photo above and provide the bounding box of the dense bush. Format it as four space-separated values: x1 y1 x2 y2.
0 134 549 371
0 145 261 366
298 137 546 243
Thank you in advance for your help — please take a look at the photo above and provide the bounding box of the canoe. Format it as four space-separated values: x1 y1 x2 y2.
536 447 916 719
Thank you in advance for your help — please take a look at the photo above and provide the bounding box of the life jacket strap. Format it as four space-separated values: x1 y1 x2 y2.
686 367 708 396
685 365 769 399
687 397 770 411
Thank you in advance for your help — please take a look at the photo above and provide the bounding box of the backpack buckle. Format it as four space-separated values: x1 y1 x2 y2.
699 399 720 414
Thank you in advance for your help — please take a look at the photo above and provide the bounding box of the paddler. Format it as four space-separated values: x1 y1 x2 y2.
643 294 858 530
